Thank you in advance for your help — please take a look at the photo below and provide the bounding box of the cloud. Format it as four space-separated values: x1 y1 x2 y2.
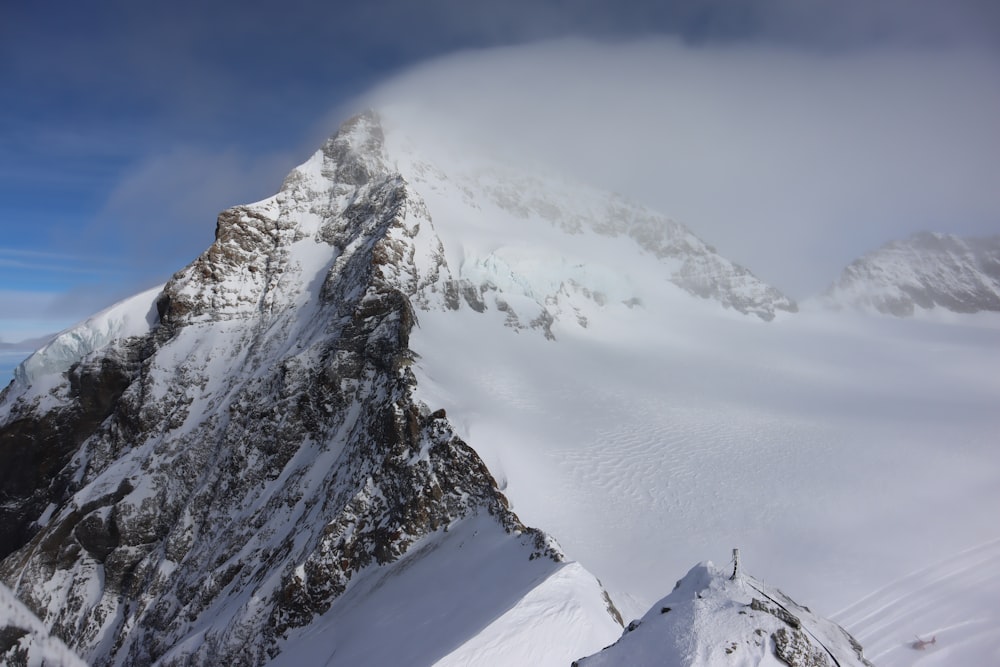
0 290 76 343
91 146 298 275
356 38 1000 297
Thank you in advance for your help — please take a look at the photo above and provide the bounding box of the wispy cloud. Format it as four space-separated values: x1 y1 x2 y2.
360 38 1000 297
0 248 132 275
89 146 298 273
0 290 75 343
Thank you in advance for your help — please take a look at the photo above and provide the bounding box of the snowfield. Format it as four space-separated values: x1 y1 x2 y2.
2 111 997 665
410 300 1000 663
396 141 1000 663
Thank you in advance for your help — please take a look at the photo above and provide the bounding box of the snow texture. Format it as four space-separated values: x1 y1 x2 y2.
0 581 87 666
1 110 997 666
13 285 163 388
822 231 1000 315
577 561 872 666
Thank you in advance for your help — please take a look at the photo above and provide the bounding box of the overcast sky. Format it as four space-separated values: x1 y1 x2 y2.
1 0 998 343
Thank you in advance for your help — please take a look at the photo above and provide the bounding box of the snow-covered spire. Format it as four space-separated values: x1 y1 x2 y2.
576 562 874 667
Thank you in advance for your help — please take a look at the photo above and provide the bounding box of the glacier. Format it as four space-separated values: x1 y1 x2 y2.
0 110 997 665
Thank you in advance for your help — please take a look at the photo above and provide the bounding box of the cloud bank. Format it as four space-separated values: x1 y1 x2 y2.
358 38 1000 297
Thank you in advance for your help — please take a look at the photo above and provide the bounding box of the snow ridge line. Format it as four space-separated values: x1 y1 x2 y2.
832 537 1000 626
744 579 844 667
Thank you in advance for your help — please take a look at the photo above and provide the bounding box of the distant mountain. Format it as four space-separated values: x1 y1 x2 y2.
822 232 1000 315
0 111 885 666
576 562 873 667
0 112 626 665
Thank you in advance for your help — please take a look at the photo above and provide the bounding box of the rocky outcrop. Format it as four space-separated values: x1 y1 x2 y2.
0 338 151 560
0 109 805 665
0 582 86 666
0 111 616 666
823 231 1000 316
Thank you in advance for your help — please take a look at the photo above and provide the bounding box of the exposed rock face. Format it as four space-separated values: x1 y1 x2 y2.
575 562 874 667
0 339 151 560
0 581 87 666
0 111 614 666
0 110 801 665
823 231 1000 316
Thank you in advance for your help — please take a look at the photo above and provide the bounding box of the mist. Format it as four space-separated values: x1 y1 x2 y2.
357 38 1000 297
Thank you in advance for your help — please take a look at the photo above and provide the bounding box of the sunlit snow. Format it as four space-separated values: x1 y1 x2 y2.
380 121 1000 664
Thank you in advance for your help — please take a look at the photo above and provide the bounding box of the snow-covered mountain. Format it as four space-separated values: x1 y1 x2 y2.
577 561 872 667
0 112 629 665
1 111 998 665
822 231 1000 315
0 581 87 666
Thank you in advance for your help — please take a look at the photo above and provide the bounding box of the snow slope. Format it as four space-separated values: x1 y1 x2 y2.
0 582 87 666
1 111 996 664
578 561 872 666
268 514 619 667
833 537 1000 666
13 285 163 388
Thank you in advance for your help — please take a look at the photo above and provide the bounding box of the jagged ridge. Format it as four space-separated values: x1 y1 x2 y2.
0 112 621 666
576 562 874 667
823 231 1000 316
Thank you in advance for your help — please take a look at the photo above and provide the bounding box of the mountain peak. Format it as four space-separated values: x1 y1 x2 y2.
317 109 388 186
0 109 623 665
822 231 1000 315
576 561 874 667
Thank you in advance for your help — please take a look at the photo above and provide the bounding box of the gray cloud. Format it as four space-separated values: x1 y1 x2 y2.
5 0 997 326
357 38 1000 297
92 146 298 273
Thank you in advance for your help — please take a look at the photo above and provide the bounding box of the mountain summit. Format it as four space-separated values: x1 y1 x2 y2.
822 231 1000 315
0 111 627 665
0 111 883 666
577 562 873 667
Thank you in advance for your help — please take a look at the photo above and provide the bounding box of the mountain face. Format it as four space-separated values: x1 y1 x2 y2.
386 133 797 324
0 582 86 666
0 111 812 665
0 112 626 666
822 231 1000 316
576 562 873 667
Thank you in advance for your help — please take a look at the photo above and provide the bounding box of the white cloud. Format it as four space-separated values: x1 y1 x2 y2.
94 146 298 270
0 290 76 342
357 38 1000 297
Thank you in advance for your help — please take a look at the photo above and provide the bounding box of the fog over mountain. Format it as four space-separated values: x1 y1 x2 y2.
353 38 1000 298
1 111 997 665
823 232 1000 315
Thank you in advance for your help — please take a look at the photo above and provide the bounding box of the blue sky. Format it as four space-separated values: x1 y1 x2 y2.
1 0 999 347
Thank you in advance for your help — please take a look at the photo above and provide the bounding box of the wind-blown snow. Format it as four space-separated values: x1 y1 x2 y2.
409 270 1000 659
13 285 163 387
267 514 619 667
